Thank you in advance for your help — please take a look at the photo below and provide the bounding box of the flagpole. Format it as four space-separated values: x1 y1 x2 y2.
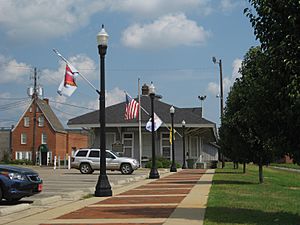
138 78 142 167
53 49 100 94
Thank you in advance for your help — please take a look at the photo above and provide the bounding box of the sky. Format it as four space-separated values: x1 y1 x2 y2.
0 0 258 128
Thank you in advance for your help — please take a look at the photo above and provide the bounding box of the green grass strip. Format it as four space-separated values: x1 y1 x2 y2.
204 163 300 225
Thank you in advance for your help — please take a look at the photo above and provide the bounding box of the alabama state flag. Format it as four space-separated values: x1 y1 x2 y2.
57 64 78 97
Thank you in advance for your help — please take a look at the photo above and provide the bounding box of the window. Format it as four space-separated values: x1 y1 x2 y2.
38 116 44 127
89 150 99 158
41 133 47 144
24 117 30 127
75 150 88 157
15 151 32 160
21 133 27 144
161 133 171 160
190 137 198 158
29 107 32 112
122 132 134 157
106 152 115 159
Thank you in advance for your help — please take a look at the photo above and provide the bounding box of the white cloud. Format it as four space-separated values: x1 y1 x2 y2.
232 58 242 81
0 0 105 41
0 54 31 83
220 0 245 13
207 58 242 96
106 87 125 107
121 13 211 49
109 0 212 17
41 54 97 84
208 82 219 97
0 0 214 42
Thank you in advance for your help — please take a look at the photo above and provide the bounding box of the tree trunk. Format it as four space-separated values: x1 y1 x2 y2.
243 162 246 173
258 159 264 183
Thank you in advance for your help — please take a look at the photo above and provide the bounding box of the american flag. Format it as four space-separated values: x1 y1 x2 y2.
125 93 139 120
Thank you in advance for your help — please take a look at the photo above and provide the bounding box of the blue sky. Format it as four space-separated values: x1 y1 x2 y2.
0 0 258 128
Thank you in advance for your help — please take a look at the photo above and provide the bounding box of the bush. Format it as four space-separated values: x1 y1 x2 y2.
9 159 33 165
2 151 11 164
145 157 180 168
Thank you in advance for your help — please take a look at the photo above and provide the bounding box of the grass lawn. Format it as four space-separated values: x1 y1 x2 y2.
204 163 300 225
270 163 300 170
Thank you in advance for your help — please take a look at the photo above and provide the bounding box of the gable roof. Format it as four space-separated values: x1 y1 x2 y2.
12 98 65 133
36 99 65 133
68 96 215 128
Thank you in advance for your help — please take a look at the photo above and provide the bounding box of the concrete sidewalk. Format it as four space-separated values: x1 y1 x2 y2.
7 169 214 225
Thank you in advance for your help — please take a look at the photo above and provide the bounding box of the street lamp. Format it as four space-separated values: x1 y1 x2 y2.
212 57 224 118
170 106 177 172
212 56 225 168
95 25 112 197
182 120 187 169
149 82 160 179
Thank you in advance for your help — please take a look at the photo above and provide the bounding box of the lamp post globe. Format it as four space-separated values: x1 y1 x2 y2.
95 25 112 197
182 120 187 169
170 106 177 172
149 82 160 179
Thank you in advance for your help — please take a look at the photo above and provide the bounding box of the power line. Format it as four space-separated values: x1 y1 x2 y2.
50 105 80 117
0 99 30 111
50 100 96 111
0 97 29 100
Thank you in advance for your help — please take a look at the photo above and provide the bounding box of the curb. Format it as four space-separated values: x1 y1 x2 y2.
32 195 62 206
0 203 30 216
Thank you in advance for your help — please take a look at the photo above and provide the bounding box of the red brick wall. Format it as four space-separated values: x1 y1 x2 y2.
67 132 89 155
55 132 67 159
12 100 89 162
11 101 64 160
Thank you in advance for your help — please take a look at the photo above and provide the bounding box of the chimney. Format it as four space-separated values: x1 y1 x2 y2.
43 98 49 105
142 83 149 95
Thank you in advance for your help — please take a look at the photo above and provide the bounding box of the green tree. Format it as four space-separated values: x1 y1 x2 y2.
245 0 300 163
220 47 275 183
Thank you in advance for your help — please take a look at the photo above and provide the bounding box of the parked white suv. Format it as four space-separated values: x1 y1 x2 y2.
71 149 139 175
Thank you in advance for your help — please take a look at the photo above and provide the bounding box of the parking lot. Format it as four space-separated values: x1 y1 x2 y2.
0 166 153 213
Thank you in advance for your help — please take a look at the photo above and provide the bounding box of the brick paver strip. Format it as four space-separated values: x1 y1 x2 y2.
96 195 185 204
58 205 176 219
46 169 207 225
42 223 163 225
151 180 198 184
138 184 194 189
119 188 190 195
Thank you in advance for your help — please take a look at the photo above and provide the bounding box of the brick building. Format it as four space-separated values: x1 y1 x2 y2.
11 98 89 165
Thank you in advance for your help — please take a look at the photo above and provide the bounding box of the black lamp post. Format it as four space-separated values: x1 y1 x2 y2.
182 120 187 169
149 83 160 179
170 106 177 172
95 25 112 197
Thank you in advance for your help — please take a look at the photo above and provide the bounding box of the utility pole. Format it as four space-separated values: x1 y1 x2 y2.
212 57 225 168
32 67 37 165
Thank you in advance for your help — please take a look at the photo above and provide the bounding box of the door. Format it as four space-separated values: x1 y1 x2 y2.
41 152 47 165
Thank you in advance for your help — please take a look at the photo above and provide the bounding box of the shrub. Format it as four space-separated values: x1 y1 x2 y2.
145 157 180 168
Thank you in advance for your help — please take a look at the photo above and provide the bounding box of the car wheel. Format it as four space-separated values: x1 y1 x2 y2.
8 197 22 202
0 186 2 202
80 163 92 174
120 163 133 175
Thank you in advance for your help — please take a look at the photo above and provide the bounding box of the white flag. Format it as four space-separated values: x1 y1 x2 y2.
57 64 78 97
146 113 162 132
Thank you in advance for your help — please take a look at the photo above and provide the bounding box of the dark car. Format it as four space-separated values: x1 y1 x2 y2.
0 165 43 202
